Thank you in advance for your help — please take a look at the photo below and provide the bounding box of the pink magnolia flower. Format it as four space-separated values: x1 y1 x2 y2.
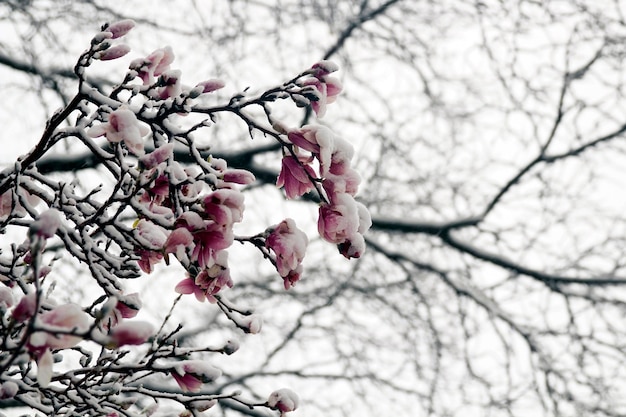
130 46 175 85
338 232 366 259
190 224 233 269
89 107 149 156
164 227 193 262
287 125 334 170
108 321 154 347
30 303 90 351
29 208 61 239
156 69 183 99
268 388 299 414
322 168 361 200
135 219 169 273
195 79 225 93
97 44 131 61
12 292 37 322
328 136 355 175
139 143 174 169
265 219 308 286
276 156 316 199
138 173 170 206
104 19 135 39
222 168 256 185
318 193 360 244
0 189 38 220
282 266 303 290
171 360 221 392
311 60 339 77
28 303 90 387
319 198 371 259
101 293 143 330
175 250 232 302
238 314 263 334
137 249 163 274
302 75 342 117
203 189 245 226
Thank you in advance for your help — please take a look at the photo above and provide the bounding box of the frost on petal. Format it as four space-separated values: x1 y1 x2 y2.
37 348 54 388
268 388 299 413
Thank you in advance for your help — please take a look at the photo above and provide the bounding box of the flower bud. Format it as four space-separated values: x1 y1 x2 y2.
97 44 131 61
105 19 136 39
268 388 299 413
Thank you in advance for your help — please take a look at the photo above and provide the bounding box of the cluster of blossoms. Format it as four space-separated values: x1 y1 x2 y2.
0 18 367 417
278 124 371 258
4 208 154 388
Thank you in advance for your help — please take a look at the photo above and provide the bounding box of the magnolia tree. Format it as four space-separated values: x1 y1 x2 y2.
0 20 370 416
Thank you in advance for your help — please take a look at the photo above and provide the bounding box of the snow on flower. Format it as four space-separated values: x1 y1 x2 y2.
171 360 221 392
28 303 90 387
222 168 256 185
302 73 342 118
29 208 61 239
195 79 225 94
130 46 175 85
104 19 135 39
88 107 149 156
265 219 308 287
318 193 360 245
175 250 233 302
287 125 334 172
268 388 299 414
135 219 169 273
12 292 37 322
139 143 174 169
29 303 90 351
203 189 245 226
238 314 262 334
108 321 154 347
